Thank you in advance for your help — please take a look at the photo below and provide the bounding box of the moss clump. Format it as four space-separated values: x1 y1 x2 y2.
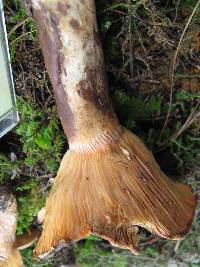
16 97 65 172
14 96 65 234
15 178 45 235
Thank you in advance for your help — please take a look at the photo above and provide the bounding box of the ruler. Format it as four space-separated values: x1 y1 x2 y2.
0 0 19 138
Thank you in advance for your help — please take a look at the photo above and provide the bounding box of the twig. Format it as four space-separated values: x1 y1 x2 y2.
8 18 30 38
171 103 200 141
174 240 182 253
128 0 134 81
3 3 15 15
9 30 37 46
160 0 200 135
113 9 126 15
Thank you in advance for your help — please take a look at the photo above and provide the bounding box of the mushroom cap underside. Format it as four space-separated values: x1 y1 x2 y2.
35 128 197 257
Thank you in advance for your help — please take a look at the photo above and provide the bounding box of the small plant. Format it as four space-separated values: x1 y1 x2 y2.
16 97 65 173
5 0 37 62
182 0 200 19
75 238 128 267
21 246 52 267
113 90 163 130
9 97 65 234
16 178 45 235
0 154 20 184
0 96 64 235
176 90 200 101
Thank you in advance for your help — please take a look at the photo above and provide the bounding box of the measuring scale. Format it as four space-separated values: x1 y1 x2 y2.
0 0 19 138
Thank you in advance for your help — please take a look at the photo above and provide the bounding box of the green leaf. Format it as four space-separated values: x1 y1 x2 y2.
35 127 53 149
26 121 39 137
46 159 58 172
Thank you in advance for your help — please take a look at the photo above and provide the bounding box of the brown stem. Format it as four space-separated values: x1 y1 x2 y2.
30 0 119 145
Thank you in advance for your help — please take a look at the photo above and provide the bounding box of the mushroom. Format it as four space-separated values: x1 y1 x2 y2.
0 186 40 266
14 227 40 251
0 250 23 267
0 186 18 264
24 0 197 258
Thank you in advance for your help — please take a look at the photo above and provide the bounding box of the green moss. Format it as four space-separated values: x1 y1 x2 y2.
21 246 52 267
4 0 37 62
0 154 20 184
176 90 200 101
12 97 65 234
75 238 128 267
0 96 65 234
16 97 65 173
113 90 163 124
16 178 45 235
182 0 200 19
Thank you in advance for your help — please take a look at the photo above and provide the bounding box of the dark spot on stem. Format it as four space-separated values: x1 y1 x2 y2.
57 2 70 15
70 18 81 30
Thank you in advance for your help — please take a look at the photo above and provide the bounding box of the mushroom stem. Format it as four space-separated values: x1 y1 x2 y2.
0 187 40 266
0 187 17 262
28 0 118 145
0 250 23 267
26 0 197 258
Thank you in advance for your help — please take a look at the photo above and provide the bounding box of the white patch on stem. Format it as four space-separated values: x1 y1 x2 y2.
0 212 17 261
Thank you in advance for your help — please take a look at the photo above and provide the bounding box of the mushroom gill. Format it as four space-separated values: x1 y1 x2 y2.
35 128 197 257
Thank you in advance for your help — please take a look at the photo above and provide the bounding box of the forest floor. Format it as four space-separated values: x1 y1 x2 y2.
0 0 200 266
